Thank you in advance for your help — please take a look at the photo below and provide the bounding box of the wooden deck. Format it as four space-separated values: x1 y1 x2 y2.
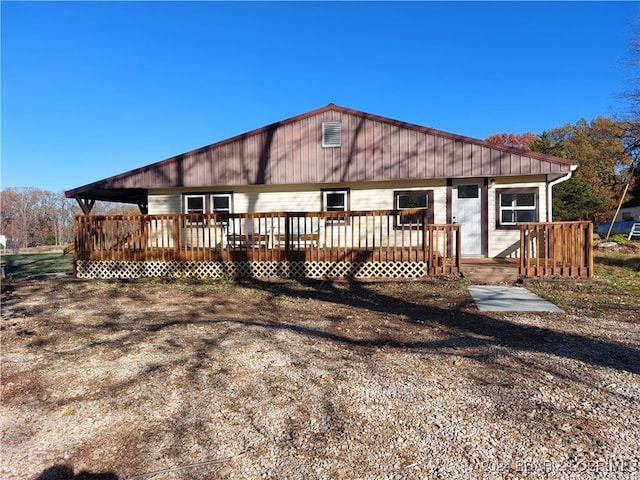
71 213 593 279
72 211 461 278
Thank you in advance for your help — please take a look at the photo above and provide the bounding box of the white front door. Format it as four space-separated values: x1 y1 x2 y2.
452 181 483 256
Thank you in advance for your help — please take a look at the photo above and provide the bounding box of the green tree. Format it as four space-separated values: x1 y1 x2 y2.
529 131 567 158
530 132 607 221
551 176 609 221
542 117 633 222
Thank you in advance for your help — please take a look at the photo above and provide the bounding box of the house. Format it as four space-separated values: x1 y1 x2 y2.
66 104 589 279
616 199 640 223
597 198 640 238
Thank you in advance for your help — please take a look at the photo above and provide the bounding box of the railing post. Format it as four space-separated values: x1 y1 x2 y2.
422 211 428 272
284 213 291 255
141 215 149 256
454 225 461 273
519 224 526 276
587 222 594 278
173 215 181 260
72 216 79 276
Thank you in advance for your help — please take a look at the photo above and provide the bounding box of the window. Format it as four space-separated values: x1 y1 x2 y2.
184 195 206 214
324 191 347 211
211 193 232 223
322 122 341 147
183 192 233 222
457 185 479 199
394 190 433 227
497 188 537 227
322 188 349 222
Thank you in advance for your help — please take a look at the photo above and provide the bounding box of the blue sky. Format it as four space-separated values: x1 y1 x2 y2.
2 1 638 193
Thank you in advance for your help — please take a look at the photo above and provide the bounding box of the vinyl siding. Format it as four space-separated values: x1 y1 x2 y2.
148 181 447 223
148 193 181 214
487 177 547 258
150 178 545 258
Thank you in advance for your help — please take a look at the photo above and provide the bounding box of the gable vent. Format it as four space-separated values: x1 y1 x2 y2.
322 121 342 148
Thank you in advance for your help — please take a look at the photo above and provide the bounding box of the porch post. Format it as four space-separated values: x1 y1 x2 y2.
75 196 95 215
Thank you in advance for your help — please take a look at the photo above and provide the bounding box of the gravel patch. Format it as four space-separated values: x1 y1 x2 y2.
1 278 639 479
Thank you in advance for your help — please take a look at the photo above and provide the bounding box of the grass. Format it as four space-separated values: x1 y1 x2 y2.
1 252 73 280
593 249 640 281
525 248 640 319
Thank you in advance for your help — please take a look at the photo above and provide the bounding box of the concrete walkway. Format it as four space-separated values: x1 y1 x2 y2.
468 285 564 313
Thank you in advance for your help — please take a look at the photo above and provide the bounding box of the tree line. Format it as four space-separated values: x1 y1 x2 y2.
0 188 136 251
487 116 639 223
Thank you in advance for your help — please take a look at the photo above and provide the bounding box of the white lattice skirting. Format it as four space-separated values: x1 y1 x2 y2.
76 260 428 279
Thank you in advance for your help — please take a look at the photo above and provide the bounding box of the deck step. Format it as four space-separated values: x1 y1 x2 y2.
461 260 520 285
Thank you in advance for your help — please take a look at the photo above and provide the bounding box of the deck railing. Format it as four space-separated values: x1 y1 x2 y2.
519 221 593 279
73 211 461 277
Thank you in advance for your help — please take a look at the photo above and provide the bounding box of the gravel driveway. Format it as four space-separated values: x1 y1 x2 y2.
1 278 639 479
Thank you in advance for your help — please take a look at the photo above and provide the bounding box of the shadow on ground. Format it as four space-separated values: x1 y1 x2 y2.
34 463 118 480
235 278 640 375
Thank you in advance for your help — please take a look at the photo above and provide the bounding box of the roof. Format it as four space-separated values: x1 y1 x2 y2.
66 104 575 204
621 198 640 208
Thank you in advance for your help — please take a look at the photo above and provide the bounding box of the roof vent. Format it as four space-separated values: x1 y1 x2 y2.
322 122 341 148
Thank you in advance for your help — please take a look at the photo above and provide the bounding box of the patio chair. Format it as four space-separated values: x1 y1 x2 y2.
628 223 640 241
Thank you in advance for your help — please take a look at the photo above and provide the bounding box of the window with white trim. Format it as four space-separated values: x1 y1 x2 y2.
322 188 349 222
183 192 233 221
211 194 231 213
211 193 232 223
394 190 433 227
497 189 537 227
184 195 206 214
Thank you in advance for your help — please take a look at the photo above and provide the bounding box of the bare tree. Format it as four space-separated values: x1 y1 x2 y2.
621 16 640 121
1 187 43 249
618 16 640 201
0 187 80 249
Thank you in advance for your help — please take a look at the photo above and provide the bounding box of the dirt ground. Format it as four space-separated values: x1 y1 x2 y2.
1 277 639 480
